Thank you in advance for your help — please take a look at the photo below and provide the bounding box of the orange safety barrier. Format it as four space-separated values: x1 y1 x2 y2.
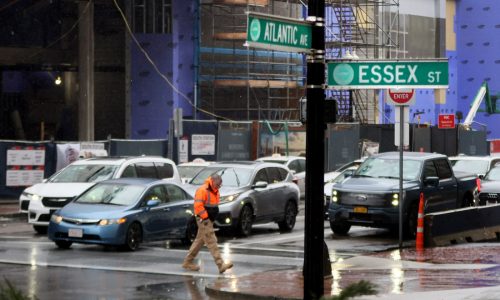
416 192 425 250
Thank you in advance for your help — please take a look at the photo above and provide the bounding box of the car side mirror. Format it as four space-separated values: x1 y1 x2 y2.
146 199 160 207
42 178 48 183
252 181 268 189
345 170 354 178
479 174 484 180
289 170 297 175
424 176 439 186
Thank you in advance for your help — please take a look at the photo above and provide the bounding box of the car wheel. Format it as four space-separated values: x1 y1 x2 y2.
278 201 297 232
237 205 253 237
405 203 419 239
462 193 474 207
55 240 72 249
123 222 142 251
182 217 198 245
33 225 47 235
329 221 351 235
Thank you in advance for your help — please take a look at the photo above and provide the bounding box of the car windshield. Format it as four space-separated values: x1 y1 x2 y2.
178 165 206 179
49 164 118 183
75 183 144 206
355 157 422 181
329 169 355 183
485 168 500 181
452 160 489 175
190 167 253 187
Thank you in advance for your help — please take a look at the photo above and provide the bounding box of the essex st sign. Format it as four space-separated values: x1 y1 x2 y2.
246 12 312 53
327 60 448 89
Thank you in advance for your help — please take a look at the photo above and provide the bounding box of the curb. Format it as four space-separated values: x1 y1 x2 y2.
0 212 25 221
205 285 298 300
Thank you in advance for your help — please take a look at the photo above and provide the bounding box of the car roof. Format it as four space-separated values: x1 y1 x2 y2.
71 156 175 166
449 155 499 161
372 151 446 160
257 155 304 161
207 161 285 169
97 178 162 185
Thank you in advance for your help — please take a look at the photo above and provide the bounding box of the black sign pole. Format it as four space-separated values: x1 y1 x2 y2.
304 0 325 297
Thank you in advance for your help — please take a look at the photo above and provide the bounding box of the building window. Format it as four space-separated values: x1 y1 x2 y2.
133 0 171 34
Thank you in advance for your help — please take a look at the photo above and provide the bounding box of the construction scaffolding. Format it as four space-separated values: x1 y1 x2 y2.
198 0 399 123
325 0 399 123
198 0 305 121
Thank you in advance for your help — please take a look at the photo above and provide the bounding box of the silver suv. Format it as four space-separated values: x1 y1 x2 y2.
20 156 181 234
184 161 299 236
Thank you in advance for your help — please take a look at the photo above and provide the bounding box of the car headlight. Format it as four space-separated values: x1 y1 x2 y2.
50 214 63 224
220 194 240 203
98 218 127 226
332 190 338 203
391 193 399 206
23 192 42 202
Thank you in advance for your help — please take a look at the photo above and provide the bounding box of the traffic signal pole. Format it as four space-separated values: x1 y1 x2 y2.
304 0 326 298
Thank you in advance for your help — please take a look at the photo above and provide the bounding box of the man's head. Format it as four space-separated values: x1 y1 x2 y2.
210 174 222 190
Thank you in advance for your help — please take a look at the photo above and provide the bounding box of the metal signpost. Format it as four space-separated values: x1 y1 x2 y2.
388 90 414 247
246 10 324 299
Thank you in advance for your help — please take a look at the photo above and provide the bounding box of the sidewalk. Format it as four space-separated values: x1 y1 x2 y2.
0 199 23 220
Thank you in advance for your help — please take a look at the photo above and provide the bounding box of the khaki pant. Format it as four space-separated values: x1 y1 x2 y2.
184 218 223 268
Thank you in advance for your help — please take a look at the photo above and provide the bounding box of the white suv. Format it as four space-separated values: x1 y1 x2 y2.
20 156 181 234
256 155 306 198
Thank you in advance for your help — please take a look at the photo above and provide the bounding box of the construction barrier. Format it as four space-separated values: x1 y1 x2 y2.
424 204 500 247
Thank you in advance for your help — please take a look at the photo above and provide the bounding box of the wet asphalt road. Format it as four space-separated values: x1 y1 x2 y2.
3 202 500 299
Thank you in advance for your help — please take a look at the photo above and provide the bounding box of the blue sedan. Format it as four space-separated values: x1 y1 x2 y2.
48 178 198 250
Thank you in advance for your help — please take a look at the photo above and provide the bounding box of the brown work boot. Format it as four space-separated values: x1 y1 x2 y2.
218 262 233 274
182 262 200 271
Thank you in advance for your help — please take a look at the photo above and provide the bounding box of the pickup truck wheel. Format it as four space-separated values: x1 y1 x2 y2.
406 203 418 239
330 221 351 235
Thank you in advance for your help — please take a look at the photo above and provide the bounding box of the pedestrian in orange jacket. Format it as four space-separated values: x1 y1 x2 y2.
182 174 233 273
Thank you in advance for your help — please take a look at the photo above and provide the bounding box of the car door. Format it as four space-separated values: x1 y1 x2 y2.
266 167 287 216
435 158 459 210
162 183 193 238
251 168 273 219
421 160 443 213
141 185 170 240
288 159 306 197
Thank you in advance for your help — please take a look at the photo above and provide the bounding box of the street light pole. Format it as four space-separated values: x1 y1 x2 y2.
304 0 325 297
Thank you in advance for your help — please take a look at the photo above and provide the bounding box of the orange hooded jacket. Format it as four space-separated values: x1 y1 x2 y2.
194 176 220 220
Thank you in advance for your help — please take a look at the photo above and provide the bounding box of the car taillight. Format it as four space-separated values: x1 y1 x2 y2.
476 178 481 193
292 177 299 185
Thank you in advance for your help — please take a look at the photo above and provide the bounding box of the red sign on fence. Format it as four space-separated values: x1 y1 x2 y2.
438 114 455 129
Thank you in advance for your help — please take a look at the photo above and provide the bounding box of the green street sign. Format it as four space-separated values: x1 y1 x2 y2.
327 60 449 89
246 12 312 53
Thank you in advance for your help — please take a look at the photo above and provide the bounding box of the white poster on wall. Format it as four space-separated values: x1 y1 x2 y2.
6 169 44 186
56 143 81 171
191 134 215 155
6 146 46 186
178 138 189 163
7 149 45 166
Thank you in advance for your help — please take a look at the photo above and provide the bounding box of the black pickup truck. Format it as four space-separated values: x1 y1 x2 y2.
327 152 478 237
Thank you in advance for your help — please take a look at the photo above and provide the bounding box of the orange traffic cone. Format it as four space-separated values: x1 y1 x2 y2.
416 192 425 250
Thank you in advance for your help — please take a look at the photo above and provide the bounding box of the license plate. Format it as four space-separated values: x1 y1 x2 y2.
68 228 83 238
353 206 368 213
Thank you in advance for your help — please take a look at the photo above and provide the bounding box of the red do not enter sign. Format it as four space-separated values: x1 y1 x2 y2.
387 89 416 105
